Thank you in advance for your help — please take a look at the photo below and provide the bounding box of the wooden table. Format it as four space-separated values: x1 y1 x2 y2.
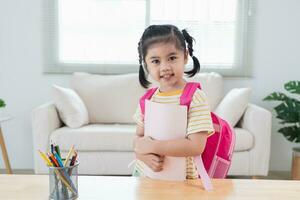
0 175 300 199
0 116 12 174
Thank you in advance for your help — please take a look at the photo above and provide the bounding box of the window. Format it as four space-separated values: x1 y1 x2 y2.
45 0 252 76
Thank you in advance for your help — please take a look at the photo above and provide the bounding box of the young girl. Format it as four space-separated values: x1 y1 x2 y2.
133 24 214 179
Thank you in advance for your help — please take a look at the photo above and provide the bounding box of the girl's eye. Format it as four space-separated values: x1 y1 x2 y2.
151 60 160 64
170 56 177 61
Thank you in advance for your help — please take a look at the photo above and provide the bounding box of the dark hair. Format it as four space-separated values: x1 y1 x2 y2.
138 24 200 88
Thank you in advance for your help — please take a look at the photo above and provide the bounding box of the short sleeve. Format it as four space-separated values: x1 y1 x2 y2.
132 105 144 127
187 89 214 137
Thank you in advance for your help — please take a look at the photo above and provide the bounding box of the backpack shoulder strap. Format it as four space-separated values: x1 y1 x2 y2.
140 82 202 114
181 82 213 190
180 82 202 109
194 156 213 190
139 87 158 115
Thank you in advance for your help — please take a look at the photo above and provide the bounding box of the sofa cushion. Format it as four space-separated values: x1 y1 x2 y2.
214 88 251 127
71 72 223 124
71 73 146 124
233 128 254 151
52 85 89 128
50 124 252 153
50 124 136 151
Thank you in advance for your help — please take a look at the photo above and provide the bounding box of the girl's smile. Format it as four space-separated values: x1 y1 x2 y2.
160 72 175 81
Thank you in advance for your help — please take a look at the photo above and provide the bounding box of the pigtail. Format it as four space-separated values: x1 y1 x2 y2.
138 41 151 88
182 29 200 77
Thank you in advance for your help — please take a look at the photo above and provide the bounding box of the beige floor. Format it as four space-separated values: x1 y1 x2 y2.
0 169 292 180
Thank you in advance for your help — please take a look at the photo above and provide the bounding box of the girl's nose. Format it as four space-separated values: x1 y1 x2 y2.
160 62 171 72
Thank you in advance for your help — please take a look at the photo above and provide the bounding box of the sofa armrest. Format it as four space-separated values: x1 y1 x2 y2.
32 102 62 174
238 103 272 175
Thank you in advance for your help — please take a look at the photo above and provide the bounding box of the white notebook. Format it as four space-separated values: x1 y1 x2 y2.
143 100 187 181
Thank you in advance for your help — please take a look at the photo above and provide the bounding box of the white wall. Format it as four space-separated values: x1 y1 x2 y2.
0 0 299 171
225 0 300 171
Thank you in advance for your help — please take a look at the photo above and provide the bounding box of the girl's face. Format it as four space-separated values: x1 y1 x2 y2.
144 42 188 92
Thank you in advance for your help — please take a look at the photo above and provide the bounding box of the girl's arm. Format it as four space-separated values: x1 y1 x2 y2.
133 125 144 144
135 132 208 157
133 125 165 172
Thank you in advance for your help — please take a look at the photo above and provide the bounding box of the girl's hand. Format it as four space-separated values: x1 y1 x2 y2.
134 136 154 154
135 152 165 172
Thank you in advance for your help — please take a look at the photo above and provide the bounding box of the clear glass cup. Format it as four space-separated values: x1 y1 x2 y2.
49 161 79 200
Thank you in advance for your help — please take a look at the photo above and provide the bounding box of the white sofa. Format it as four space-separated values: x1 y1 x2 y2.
32 72 272 176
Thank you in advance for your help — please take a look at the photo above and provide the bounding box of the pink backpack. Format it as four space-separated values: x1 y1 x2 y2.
140 82 235 180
